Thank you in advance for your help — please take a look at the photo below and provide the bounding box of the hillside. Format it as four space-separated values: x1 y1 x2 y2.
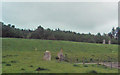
2 38 118 61
2 38 118 73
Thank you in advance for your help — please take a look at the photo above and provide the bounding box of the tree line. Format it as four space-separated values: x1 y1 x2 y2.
0 22 119 44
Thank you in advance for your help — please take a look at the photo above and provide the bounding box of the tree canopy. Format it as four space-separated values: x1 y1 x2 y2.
0 22 119 44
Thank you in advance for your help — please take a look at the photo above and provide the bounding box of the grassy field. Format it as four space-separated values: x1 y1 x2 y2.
2 38 118 73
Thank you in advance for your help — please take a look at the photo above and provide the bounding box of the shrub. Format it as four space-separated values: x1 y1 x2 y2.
6 64 11 66
21 68 25 70
73 64 80 67
88 70 98 73
84 65 88 67
35 67 49 71
30 65 33 67
11 61 17 63
2 61 6 64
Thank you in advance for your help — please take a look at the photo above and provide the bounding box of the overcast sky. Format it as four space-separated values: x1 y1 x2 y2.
2 2 118 34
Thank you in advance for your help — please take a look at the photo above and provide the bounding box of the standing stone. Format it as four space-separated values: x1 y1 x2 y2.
108 40 111 44
43 51 51 61
57 49 64 61
103 39 105 44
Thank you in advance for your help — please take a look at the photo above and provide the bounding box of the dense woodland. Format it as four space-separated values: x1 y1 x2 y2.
0 22 119 44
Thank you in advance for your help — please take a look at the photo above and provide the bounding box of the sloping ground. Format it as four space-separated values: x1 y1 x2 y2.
2 38 118 53
2 38 119 73
2 38 118 61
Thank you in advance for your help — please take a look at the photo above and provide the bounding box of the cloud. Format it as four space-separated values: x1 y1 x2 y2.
2 2 118 34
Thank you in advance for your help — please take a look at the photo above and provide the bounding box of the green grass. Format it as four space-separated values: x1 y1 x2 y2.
2 38 118 73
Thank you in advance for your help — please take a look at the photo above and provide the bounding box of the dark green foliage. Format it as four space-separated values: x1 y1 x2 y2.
2 55 14 58
11 61 17 63
73 64 80 67
84 65 88 67
2 61 6 64
6 64 11 66
88 70 98 73
30 65 33 67
2 56 7 58
1 22 118 44
21 68 25 70
90 58 93 62
35 67 49 71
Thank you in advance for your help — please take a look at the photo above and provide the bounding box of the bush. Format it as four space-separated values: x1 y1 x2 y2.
73 64 80 67
30 65 33 67
2 61 6 64
88 70 98 73
11 61 17 63
35 67 49 71
84 65 88 67
6 64 11 66
21 68 25 70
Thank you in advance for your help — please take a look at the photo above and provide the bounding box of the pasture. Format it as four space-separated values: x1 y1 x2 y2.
2 38 118 73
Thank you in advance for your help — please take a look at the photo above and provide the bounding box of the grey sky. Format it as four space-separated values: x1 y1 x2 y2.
2 2 118 34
